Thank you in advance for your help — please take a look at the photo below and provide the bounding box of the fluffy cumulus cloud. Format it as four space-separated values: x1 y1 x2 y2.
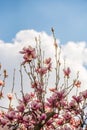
62 41 87 91
0 29 87 108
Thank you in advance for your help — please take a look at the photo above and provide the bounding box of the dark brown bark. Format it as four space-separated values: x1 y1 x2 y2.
34 111 55 130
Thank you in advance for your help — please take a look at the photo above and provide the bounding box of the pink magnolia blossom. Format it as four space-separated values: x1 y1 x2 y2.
46 119 53 126
5 111 16 120
74 80 81 88
63 67 71 78
30 100 42 110
0 80 4 86
49 87 56 92
70 116 81 128
44 58 51 64
20 46 36 64
72 95 82 104
36 67 47 75
7 93 13 100
81 90 87 99
17 103 25 112
23 93 34 104
63 112 71 121
0 118 8 126
44 58 52 71
57 118 64 125
40 113 47 121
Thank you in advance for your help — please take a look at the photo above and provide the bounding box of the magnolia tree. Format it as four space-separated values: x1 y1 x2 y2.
0 29 87 130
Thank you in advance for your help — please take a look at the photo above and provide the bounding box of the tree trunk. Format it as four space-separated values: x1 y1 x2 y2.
34 124 42 130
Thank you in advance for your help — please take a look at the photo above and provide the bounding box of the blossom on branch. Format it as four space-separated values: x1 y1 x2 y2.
0 30 87 130
20 45 36 64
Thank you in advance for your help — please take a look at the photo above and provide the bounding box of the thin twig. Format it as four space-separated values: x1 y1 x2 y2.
11 69 16 93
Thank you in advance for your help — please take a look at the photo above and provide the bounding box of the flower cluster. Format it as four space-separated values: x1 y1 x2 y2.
0 30 87 130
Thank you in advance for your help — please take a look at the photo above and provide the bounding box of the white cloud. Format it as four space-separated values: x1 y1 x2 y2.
62 41 87 91
0 29 87 108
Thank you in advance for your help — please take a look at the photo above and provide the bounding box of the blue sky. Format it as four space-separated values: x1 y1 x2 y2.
0 0 87 44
